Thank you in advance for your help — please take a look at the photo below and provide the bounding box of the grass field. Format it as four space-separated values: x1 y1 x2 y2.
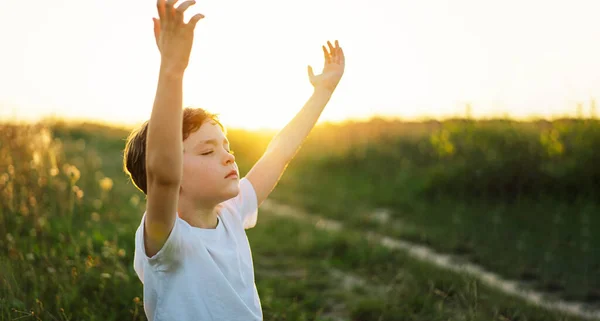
0 119 597 320
266 118 600 304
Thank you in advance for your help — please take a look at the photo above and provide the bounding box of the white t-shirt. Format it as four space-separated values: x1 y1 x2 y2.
133 178 262 321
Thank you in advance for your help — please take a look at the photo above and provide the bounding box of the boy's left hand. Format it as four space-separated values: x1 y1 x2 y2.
308 40 345 93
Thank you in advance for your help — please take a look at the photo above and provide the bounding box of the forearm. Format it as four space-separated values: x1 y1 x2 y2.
145 64 185 182
266 88 333 160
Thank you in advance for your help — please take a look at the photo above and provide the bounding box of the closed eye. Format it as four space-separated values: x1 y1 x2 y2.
200 147 233 156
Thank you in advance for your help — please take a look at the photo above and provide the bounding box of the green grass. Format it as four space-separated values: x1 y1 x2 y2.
269 159 600 304
250 212 589 321
0 119 597 320
263 118 600 304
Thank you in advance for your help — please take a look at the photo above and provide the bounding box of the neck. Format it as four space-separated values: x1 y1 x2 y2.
178 199 221 229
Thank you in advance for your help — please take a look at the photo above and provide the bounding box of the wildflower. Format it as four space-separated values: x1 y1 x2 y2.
29 196 37 207
99 177 113 192
37 176 48 187
32 152 41 166
0 173 8 185
86 256 95 268
73 186 84 199
130 195 140 207
39 128 52 145
19 203 30 217
115 271 129 281
118 249 126 257
37 217 47 228
64 165 80 183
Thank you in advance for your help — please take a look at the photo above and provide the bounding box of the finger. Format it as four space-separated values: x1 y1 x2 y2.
322 45 331 64
328 40 337 64
156 0 166 20
165 0 179 18
340 47 345 65
176 0 196 21
327 40 335 55
187 13 205 28
307 65 315 79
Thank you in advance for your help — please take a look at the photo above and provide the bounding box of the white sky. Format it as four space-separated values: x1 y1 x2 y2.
1 0 600 129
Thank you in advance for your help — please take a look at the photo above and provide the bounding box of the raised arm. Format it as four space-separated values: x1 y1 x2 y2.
144 0 204 257
246 40 345 207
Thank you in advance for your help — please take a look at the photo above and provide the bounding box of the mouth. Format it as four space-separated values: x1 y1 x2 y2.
225 170 238 179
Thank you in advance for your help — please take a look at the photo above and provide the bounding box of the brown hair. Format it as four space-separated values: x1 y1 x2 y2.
123 107 224 194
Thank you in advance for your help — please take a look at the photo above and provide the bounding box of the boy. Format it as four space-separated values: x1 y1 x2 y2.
123 0 345 320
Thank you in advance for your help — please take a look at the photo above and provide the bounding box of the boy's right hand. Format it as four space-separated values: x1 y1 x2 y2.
153 0 205 74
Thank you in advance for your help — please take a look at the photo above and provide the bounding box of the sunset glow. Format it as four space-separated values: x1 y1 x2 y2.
2 0 600 129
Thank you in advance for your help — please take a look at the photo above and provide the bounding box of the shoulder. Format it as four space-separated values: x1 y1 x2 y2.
134 212 191 269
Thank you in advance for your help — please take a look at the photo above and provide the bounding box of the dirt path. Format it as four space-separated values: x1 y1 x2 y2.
260 200 600 321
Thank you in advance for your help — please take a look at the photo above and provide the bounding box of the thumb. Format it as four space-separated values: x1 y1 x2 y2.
153 18 160 48
307 65 315 79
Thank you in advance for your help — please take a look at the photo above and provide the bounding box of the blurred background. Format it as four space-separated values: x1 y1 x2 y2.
1 0 599 320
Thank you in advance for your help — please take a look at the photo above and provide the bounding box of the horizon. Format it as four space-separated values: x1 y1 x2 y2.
1 103 597 133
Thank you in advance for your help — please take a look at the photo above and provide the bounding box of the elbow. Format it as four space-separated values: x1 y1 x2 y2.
268 146 296 163
263 148 293 167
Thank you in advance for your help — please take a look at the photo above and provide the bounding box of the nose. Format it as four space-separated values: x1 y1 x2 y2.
223 149 235 165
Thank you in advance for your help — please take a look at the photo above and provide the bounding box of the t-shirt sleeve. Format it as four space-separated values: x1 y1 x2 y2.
133 213 186 277
230 177 259 229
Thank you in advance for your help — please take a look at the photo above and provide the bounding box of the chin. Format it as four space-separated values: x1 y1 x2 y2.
224 181 240 199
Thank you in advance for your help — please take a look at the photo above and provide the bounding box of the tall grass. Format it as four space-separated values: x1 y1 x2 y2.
0 122 144 320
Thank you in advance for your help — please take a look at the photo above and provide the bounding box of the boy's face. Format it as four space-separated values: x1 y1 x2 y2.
180 121 239 205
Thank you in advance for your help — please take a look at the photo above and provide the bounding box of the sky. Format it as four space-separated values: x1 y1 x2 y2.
1 0 600 130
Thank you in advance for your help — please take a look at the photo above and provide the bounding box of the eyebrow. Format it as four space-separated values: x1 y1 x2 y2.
196 138 229 148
